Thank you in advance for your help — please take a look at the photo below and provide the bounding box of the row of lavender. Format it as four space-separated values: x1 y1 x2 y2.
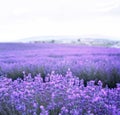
0 70 120 115
0 43 120 88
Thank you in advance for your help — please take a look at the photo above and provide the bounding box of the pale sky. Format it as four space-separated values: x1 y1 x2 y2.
0 0 120 42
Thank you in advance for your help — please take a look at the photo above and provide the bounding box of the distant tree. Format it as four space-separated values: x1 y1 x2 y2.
34 41 41 43
77 39 81 42
51 40 55 43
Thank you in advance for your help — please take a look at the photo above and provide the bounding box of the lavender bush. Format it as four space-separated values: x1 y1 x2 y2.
0 43 120 114
0 43 120 88
0 69 120 115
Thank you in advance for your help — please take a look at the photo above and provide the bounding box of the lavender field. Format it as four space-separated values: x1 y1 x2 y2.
0 43 120 115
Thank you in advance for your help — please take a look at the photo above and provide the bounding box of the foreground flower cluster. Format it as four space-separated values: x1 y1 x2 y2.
0 70 120 115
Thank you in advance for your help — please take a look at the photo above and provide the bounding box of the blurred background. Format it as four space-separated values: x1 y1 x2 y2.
0 0 120 43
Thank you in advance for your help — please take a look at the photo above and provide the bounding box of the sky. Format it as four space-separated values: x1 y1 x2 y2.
0 0 120 42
